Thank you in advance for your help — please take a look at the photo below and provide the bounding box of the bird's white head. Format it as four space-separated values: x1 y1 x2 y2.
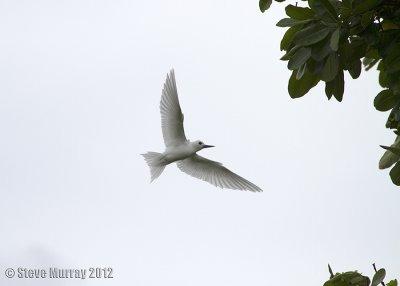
192 140 215 152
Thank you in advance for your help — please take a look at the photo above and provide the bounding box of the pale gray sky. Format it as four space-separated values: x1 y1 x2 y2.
0 1 399 285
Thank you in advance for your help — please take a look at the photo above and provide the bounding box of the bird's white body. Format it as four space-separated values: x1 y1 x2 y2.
142 69 262 192
163 142 198 163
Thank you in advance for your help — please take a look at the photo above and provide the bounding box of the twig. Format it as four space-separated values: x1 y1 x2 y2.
328 264 334 279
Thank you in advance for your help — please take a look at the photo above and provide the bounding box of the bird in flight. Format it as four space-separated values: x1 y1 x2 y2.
142 69 262 192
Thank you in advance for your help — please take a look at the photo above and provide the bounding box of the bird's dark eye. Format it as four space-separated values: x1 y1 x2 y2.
199 142 203 145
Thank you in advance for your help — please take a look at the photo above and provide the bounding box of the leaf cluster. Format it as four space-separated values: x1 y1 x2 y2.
260 0 400 186
324 265 397 286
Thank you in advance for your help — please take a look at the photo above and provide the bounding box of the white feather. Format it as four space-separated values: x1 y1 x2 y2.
177 155 262 192
160 69 187 147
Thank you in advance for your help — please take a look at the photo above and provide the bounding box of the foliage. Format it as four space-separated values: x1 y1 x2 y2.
260 0 400 186
324 264 397 286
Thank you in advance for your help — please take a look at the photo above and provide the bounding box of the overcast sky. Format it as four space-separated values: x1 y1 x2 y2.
0 0 399 285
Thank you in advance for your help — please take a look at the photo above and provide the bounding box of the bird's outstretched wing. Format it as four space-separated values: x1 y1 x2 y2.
160 69 187 147
177 154 262 192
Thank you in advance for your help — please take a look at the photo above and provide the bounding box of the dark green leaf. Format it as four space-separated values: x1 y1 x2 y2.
378 30 399 57
387 280 398 286
341 3 352 19
320 0 338 20
324 271 370 286
364 49 378 62
325 82 333 99
379 71 389 88
385 103 400 129
330 28 340 51
280 46 300 61
342 0 353 10
377 61 384 71
311 37 332 61
363 25 380 46
307 58 325 75
361 11 374 27
296 63 307 79
285 5 315 20
340 38 367 69
288 47 312 70
349 23 364 36
321 53 339 82
350 38 367 59
277 18 297 27
374 90 398 111
288 70 319 98
380 145 400 157
365 58 379 71
390 162 400 185
354 0 382 14
384 43 400 73
350 276 365 285
325 70 344 101
390 75 400 94
363 57 375 68
339 40 352 68
348 59 362 79
308 0 327 16
371 269 386 286
379 136 400 169
259 0 272 12
294 24 331 46
280 26 302 51
276 18 311 27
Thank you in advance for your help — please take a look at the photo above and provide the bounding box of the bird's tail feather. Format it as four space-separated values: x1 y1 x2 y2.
141 152 166 182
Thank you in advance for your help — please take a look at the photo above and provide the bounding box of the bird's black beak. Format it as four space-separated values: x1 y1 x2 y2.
203 145 215 148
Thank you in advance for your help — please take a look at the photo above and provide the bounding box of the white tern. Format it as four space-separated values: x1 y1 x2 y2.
142 69 262 192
